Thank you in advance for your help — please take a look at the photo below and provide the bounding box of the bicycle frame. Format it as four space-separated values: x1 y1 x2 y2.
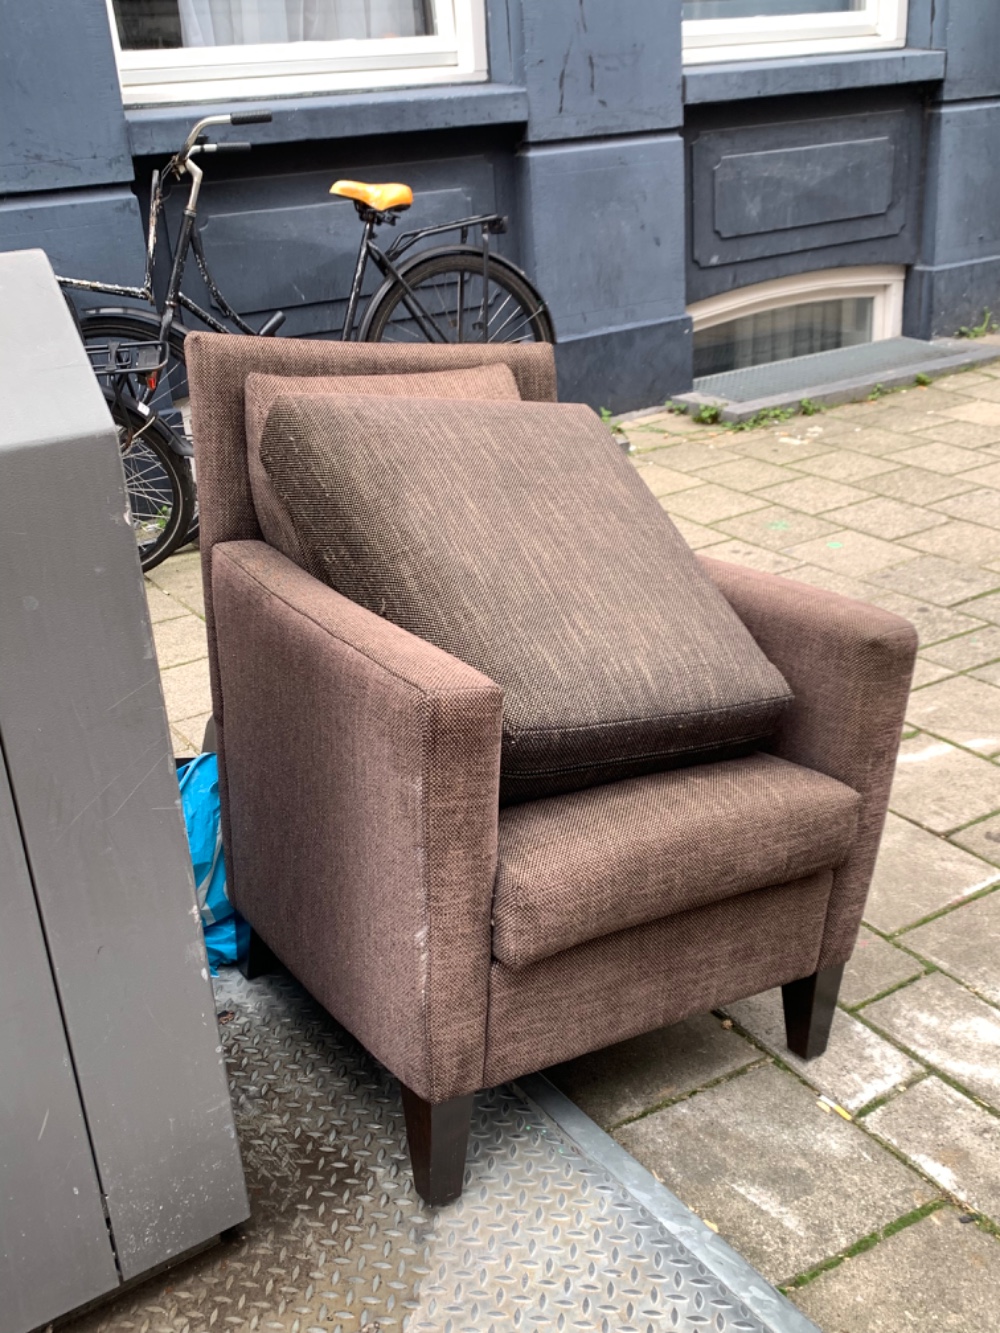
59 110 513 350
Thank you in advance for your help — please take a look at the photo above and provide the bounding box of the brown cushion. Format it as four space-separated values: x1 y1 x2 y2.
253 395 793 801
492 752 861 968
244 363 522 565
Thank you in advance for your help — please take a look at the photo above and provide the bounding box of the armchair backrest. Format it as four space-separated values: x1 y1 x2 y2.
184 334 558 728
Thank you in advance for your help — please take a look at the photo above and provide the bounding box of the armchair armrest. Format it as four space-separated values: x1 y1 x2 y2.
699 557 917 967
212 540 503 1102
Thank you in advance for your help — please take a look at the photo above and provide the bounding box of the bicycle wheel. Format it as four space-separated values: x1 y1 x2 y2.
107 391 196 572
77 310 199 547
362 251 556 345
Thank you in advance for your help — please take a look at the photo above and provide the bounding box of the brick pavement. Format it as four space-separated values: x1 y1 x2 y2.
146 362 1000 1328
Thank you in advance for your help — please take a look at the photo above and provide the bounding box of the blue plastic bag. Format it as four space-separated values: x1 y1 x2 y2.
178 752 249 973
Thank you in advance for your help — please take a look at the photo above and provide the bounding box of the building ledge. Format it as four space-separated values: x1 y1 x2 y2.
126 83 528 157
683 48 945 106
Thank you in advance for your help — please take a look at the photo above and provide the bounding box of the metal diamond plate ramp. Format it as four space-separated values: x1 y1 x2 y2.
62 971 813 1333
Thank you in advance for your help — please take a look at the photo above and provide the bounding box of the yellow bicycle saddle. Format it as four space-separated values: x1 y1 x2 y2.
330 179 413 212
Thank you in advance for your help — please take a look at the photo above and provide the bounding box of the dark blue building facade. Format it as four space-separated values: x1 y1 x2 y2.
0 0 996 411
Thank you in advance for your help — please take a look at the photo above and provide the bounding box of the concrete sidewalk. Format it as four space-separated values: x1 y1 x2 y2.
146 361 1000 1330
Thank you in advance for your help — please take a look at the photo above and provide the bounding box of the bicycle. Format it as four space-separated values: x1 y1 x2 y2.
58 109 555 570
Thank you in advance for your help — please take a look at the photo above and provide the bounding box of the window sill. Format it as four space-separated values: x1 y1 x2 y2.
125 82 528 157
683 47 945 106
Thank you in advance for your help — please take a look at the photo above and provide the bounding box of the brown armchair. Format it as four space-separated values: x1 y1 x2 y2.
186 333 917 1206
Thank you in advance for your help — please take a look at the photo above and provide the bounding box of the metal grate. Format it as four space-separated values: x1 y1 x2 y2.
62 970 808 1333
693 337 977 403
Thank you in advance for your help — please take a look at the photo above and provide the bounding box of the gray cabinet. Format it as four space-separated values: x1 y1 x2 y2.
0 250 248 1332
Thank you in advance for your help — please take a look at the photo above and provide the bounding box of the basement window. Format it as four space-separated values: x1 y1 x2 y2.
682 0 908 64
107 0 487 105
689 267 905 378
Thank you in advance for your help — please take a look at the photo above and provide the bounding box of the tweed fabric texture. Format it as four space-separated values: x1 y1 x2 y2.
212 540 502 1103
255 395 793 801
484 872 831 1085
185 332 556 732
244 364 522 567
700 557 917 971
492 752 860 969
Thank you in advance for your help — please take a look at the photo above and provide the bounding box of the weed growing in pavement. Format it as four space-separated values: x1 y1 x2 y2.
799 398 824 415
693 403 722 424
914 371 933 386
957 309 998 339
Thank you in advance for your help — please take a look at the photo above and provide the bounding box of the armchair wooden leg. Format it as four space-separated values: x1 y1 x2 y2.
400 1084 474 1207
782 963 845 1060
238 927 280 980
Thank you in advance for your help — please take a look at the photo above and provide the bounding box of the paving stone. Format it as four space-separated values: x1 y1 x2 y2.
956 376 1000 405
784 564 892 601
875 404 970 432
714 505 839 551
950 812 1000 864
615 1063 934 1285
822 496 946 540
633 460 704 497
890 736 1000 834
794 451 902 482
961 458 1000 489
841 927 925 1008
662 483 767 524
152 614 208 670
659 508 727 550
911 658 955 688
868 812 1000 928
856 465 976 505
694 539 802 573
754 475 871 514
173 710 212 751
934 370 993 391
169 725 194 759
793 1208 1000 1332
143 582 190 623
916 417 1000 449
546 1014 760 1130
957 590 1000 623
902 889 1000 1004
724 989 921 1113
819 426 920 457
904 518 1000 565
905 674 1000 755
973 660 1000 685
146 551 206 616
920 625 1000 670
943 398 1000 428
867 555 1000 606
692 457 791 491
732 436 831 465
890 440 987 474
641 439 741 472
159 657 213 724
874 597 987 646
781 529 911 576
864 972 1000 1107
932 487 1000 528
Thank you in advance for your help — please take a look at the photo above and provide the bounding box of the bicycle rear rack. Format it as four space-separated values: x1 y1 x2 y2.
86 337 170 380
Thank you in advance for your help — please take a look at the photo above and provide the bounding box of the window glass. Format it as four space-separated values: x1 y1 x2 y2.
684 0 861 16
111 0 434 49
693 297 874 379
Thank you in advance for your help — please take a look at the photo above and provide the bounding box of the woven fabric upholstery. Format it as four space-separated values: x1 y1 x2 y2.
484 872 832 1084
493 752 860 968
244 364 521 567
700 557 917 970
212 539 502 1103
185 332 556 735
254 394 793 801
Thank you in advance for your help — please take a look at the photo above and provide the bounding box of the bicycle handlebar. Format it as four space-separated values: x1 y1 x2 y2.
179 109 272 161
231 111 272 125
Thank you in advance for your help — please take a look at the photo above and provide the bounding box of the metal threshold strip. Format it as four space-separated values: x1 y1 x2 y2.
63 971 816 1333
675 336 1000 424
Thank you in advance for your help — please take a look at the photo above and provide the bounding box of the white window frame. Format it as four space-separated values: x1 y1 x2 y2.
109 0 487 106
683 0 907 65
689 265 905 352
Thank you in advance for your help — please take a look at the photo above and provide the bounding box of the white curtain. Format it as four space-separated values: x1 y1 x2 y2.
178 0 429 45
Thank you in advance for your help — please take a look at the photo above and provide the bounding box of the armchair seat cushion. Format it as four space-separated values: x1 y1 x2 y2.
492 752 861 968
251 395 793 801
